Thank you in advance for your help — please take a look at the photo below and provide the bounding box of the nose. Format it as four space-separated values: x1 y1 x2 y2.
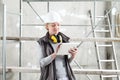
55 24 58 27
54 25 59 29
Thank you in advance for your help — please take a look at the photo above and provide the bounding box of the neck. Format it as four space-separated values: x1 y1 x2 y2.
49 32 59 36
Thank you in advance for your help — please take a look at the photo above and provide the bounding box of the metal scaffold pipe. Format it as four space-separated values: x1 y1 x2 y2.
0 36 120 42
1 3 6 80
1 67 120 75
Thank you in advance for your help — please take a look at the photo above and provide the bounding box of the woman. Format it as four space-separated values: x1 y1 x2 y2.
37 11 77 80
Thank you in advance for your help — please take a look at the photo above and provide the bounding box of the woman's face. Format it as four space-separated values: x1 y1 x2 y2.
46 22 60 35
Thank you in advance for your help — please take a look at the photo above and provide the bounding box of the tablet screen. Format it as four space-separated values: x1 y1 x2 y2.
57 43 79 55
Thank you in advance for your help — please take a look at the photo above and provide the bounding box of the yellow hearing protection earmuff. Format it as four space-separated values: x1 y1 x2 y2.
50 35 62 43
51 35 57 43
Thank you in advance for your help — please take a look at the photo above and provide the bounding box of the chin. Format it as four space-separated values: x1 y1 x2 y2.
53 32 59 34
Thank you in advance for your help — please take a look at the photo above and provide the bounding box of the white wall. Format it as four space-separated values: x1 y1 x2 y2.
0 1 3 68
1 1 120 80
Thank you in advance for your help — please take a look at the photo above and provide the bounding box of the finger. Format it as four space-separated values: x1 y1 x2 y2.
71 49 76 52
74 48 77 51
69 50 77 54
56 44 62 53
57 44 61 49
73 51 77 54
72 47 77 50
68 50 73 53
70 47 77 50
69 47 77 53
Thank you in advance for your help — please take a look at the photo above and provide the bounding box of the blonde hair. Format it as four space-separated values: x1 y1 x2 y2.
45 23 49 30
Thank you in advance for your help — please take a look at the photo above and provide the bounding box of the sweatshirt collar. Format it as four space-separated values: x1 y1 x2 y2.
43 32 70 43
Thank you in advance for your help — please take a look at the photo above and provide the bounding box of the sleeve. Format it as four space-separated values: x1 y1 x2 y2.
36 42 55 68
68 55 74 63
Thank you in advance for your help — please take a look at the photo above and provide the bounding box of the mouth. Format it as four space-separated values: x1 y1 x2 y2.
54 29 58 31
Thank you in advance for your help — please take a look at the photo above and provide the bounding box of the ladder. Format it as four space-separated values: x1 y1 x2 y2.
89 10 119 80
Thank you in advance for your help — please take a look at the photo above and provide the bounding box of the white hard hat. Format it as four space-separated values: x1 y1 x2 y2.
41 11 62 24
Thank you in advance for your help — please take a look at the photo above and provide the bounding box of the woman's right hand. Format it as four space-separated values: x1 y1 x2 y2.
51 43 61 59
56 44 61 53
51 53 57 59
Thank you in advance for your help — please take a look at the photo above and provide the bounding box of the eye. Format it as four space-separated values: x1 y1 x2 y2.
57 23 60 26
55 23 59 26
50 23 60 27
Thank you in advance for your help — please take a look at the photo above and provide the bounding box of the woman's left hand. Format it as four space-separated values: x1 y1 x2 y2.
68 47 77 59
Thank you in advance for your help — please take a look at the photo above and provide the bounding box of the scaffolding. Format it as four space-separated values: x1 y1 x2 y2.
1 0 120 80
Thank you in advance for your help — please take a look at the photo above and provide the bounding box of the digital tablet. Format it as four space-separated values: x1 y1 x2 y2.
57 43 79 55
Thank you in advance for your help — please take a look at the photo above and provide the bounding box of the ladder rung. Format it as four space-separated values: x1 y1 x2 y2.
100 60 115 62
97 44 112 47
94 30 110 32
102 75 117 78
96 16 107 18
